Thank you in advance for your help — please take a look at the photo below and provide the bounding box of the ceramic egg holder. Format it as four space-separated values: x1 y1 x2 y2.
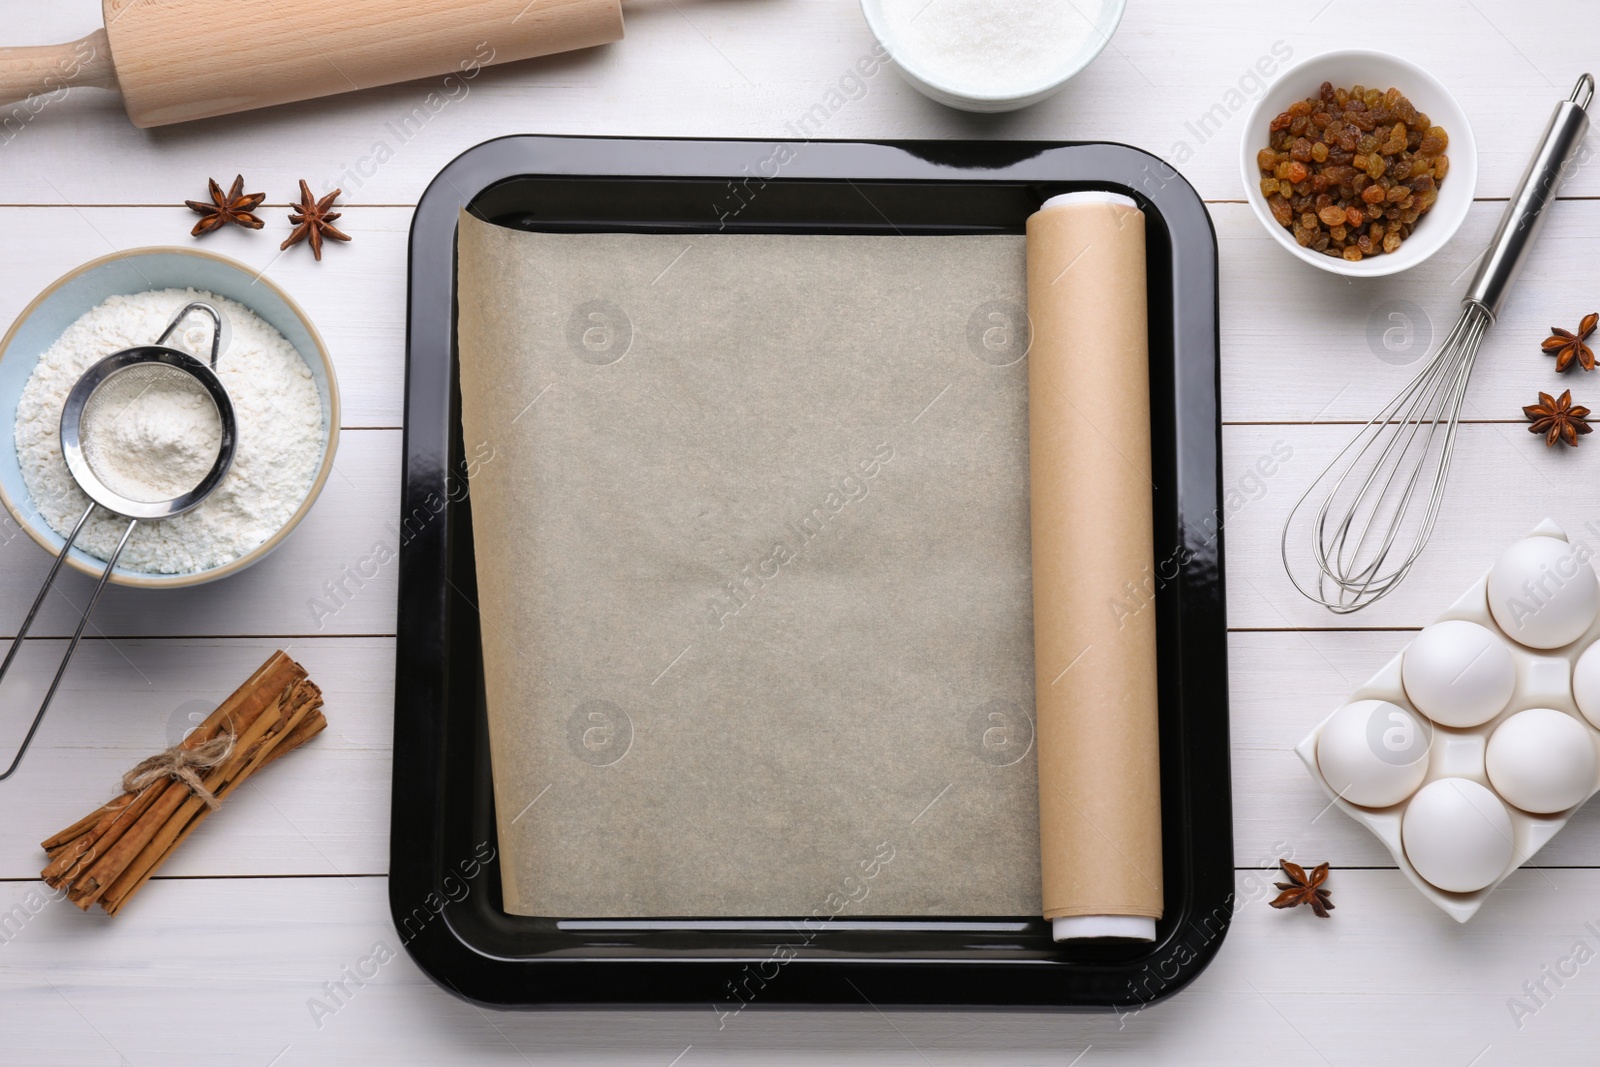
1297 520 1600 922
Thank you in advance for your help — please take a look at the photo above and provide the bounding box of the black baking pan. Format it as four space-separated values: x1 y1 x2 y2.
392 136 1230 1010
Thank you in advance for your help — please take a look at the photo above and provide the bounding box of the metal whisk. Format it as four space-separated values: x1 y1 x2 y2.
1283 74 1594 613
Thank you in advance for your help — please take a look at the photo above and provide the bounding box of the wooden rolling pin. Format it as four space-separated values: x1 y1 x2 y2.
0 0 624 128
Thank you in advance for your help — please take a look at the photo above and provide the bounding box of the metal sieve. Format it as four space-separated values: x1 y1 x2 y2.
0 302 237 781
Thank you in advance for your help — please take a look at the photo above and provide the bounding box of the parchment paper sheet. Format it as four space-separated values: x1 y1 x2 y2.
457 211 1043 917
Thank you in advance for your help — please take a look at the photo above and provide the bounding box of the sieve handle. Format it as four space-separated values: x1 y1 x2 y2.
0 507 136 782
156 301 227 369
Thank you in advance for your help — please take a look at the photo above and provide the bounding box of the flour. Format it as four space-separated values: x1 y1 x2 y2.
14 289 325 574
80 368 224 503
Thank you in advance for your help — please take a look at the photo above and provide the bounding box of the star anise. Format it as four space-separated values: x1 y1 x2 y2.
1269 859 1333 918
1542 312 1598 373
185 174 266 236
280 180 352 261
1523 389 1593 447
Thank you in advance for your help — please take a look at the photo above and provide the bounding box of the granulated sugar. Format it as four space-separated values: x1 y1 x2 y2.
14 288 325 574
881 0 1105 96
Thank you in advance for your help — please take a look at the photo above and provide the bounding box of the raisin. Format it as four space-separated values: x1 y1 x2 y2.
1255 83 1446 256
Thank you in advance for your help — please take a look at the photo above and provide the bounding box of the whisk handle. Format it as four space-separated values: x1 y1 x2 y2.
1464 74 1593 320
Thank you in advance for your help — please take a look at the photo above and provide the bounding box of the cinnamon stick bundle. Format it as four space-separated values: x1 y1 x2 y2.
40 650 327 915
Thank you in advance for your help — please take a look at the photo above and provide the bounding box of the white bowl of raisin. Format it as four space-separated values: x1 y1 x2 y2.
1239 49 1476 277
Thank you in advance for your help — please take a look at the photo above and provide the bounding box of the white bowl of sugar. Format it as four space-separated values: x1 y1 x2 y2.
860 0 1127 112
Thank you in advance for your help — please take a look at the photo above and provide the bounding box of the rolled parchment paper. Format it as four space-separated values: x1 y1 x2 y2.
1027 191 1163 942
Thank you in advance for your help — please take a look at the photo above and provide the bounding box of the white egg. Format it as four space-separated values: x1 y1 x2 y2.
1487 536 1600 649
1402 778 1514 893
1573 643 1600 730
1401 620 1516 727
1316 699 1431 808
1486 708 1597 813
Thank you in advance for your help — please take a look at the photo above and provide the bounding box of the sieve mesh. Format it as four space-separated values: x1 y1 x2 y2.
78 363 224 505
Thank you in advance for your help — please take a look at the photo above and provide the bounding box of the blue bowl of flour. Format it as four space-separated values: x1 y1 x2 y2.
0 247 340 587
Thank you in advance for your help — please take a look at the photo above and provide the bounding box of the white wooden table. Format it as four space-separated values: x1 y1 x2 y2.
4 1 1600 1062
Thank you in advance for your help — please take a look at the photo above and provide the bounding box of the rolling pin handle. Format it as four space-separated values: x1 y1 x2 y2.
0 30 117 109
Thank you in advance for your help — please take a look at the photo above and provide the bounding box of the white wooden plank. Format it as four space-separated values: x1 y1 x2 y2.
3 2 1597 206
0 429 399 638
1224 421 1600 630
0 638 393 880
11 629 1593 884
0 207 409 430
1217 199 1600 425
6 199 1599 438
2 869 1597 1064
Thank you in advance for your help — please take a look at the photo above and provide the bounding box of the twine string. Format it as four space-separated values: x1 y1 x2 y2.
122 729 236 809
